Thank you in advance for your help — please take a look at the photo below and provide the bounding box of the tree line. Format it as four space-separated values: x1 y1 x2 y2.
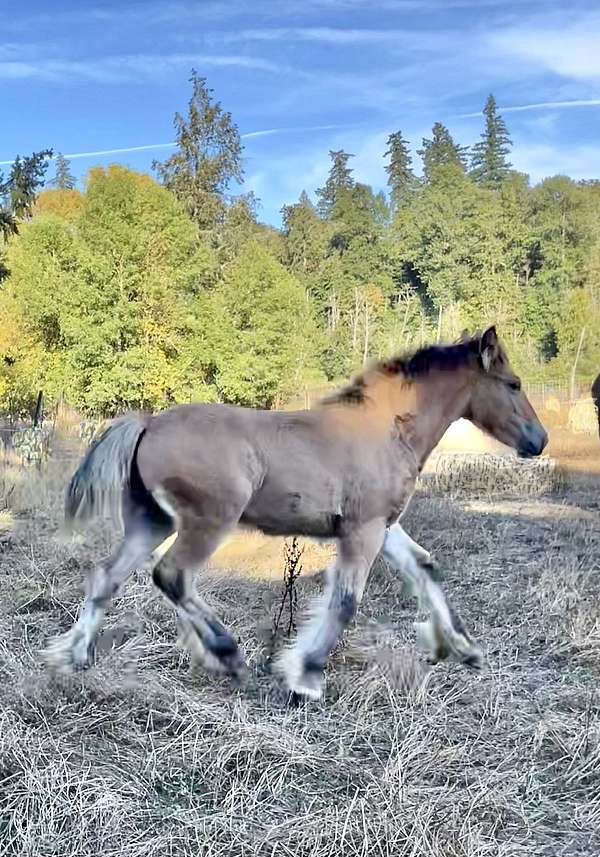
1 72 599 416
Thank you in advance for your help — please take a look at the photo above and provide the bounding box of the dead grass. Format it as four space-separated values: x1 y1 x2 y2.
0 431 599 855
425 453 559 499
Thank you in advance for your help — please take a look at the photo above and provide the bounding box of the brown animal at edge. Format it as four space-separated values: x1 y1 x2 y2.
43 326 547 701
592 373 600 438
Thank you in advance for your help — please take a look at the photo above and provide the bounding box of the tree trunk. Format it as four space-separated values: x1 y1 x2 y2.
363 300 370 365
352 287 359 351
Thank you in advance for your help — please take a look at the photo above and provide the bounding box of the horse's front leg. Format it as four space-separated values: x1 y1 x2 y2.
276 518 387 700
382 523 482 669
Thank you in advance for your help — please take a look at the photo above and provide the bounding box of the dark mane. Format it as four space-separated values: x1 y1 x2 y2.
321 339 478 406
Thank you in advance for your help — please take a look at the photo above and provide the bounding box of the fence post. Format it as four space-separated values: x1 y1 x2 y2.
570 327 586 402
33 390 44 427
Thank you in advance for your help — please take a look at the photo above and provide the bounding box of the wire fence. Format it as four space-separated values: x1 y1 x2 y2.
524 381 595 404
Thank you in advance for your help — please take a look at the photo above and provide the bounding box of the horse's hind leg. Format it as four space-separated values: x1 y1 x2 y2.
382 523 482 668
43 491 174 672
152 523 246 680
276 518 386 700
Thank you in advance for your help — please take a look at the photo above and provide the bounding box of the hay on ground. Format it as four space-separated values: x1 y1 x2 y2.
545 395 561 414
423 452 558 497
568 398 598 435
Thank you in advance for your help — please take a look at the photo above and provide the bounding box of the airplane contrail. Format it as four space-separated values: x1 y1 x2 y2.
0 124 349 166
460 98 600 118
0 142 173 166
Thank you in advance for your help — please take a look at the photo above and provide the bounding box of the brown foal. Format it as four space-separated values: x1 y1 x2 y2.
43 326 547 700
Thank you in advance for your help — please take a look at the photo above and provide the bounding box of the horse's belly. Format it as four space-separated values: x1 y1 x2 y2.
241 480 344 538
240 503 343 539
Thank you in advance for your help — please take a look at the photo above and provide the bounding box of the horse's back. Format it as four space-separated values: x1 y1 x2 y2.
135 402 324 508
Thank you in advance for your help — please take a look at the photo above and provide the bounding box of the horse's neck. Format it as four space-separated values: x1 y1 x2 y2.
399 371 473 468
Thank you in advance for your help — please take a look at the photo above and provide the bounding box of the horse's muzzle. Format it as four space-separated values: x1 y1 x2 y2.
517 422 548 458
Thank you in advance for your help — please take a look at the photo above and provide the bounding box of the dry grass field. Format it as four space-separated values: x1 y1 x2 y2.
0 408 599 856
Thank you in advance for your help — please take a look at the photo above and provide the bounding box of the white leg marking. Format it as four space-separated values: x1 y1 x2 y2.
382 524 482 667
276 519 386 699
43 530 166 672
385 523 431 565
274 564 335 700
150 531 179 565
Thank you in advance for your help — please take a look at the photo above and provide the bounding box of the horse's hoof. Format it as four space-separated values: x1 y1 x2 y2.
424 559 444 582
287 691 305 708
462 646 483 671
229 661 249 687
274 647 324 701
41 630 92 674
71 640 94 670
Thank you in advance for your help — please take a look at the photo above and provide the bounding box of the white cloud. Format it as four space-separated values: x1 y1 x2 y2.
246 151 330 213
0 52 285 83
487 13 600 82
4 0 518 31
205 25 464 54
215 27 418 45
512 141 600 184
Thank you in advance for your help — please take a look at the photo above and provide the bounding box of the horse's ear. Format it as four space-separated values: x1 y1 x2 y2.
479 325 498 372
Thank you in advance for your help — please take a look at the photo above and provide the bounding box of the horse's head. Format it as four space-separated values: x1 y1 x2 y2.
464 326 548 458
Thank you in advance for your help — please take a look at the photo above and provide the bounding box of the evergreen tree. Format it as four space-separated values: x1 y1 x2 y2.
282 191 328 274
384 130 416 210
400 169 524 333
418 123 467 183
6 149 53 219
217 191 260 262
0 197 18 241
330 183 389 251
316 150 354 218
0 149 53 281
470 94 513 189
154 70 243 232
49 153 77 190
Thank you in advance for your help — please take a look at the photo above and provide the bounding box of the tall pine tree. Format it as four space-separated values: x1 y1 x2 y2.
470 95 513 189
316 150 354 219
154 70 243 232
384 130 416 210
418 123 467 183
50 153 77 190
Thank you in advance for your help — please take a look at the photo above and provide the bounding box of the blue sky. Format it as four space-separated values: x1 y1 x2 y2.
1 0 599 225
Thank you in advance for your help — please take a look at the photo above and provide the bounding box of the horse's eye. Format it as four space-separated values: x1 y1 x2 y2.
508 379 521 392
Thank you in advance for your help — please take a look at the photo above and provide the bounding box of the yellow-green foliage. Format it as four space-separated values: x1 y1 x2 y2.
2 96 600 418
0 167 320 415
